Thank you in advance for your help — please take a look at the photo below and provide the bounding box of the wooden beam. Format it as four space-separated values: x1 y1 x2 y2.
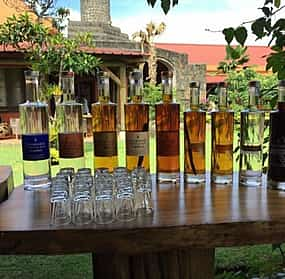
100 66 121 86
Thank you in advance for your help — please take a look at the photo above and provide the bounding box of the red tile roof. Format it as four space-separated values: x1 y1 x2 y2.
156 43 271 66
0 44 146 56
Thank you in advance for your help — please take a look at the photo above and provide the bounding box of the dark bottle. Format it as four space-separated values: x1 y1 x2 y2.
268 80 285 190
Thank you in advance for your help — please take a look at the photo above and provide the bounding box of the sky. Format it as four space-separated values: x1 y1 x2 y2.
57 0 285 46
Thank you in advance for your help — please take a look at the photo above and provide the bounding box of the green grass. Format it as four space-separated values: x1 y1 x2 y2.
0 125 240 186
0 245 284 278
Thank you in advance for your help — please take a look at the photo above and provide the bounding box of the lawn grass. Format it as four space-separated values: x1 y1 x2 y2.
0 124 240 186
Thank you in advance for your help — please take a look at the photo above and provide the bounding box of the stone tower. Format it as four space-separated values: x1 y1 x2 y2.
68 0 130 43
81 0 111 24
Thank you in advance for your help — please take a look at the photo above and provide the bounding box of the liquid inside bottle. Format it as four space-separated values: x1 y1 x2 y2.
184 81 206 184
92 71 118 171
57 71 85 171
19 70 51 190
155 71 180 183
125 70 149 171
211 82 234 184
239 80 264 187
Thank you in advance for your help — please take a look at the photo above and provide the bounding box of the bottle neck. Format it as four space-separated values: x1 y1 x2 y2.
61 74 75 102
217 87 228 110
278 86 285 110
63 93 74 102
130 83 143 103
25 79 39 102
162 82 173 103
248 86 259 110
189 87 199 110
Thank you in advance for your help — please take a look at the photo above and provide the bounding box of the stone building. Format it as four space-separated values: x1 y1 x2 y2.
68 0 207 107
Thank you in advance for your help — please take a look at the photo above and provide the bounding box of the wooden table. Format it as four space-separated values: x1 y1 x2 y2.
1 174 285 279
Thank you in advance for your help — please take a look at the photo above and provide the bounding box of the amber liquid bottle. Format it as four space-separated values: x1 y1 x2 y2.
184 81 206 183
211 82 234 184
57 71 85 171
92 72 117 171
268 80 285 190
155 71 180 182
125 70 149 171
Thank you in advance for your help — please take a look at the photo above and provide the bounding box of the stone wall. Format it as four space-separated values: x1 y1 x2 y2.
156 48 206 102
81 0 111 23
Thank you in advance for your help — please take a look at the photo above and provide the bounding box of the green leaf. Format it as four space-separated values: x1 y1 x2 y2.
251 17 266 39
234 26 247 46
222 27 234 44
172 0 178 6
161 0 171 13
274 0 281 7
147 0 156 7
262 7 271 17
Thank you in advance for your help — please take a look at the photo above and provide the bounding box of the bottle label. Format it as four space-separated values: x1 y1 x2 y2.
269 145 285 167
22 134 49 161
58 132 84 158
157 131 179 156
94 132 117 157
126 131 149 156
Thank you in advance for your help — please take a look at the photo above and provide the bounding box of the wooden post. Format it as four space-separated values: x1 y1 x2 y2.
119 65 127 131
92 248 215 279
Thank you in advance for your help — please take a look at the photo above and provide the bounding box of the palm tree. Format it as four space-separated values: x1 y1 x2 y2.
132 21 166 85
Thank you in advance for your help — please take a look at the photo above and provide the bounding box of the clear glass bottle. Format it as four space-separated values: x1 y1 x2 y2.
92 71 118 171
56 71 85 170
268 80 285 190
211 82 234 184
155 71 180 182
239 80 265 186
184 81 206 184
125 70 149 171
19 70 51 190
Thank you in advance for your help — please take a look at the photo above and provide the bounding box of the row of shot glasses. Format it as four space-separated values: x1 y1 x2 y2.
50 167 153 226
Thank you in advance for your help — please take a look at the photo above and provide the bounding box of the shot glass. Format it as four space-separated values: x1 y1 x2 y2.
94 170 115 224
133 167 153 216
73 195 94 225
116 191 136 222
50 195 71 226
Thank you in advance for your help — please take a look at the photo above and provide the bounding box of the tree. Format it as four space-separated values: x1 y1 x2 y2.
132 21 166 85
0 13 101 77
146 0 179 14
217 45 249 74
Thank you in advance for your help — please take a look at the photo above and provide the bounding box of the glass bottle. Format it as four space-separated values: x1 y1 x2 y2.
19 70 51 190
268 80 285 190
184 81 206 183
92 71 117 171
155 71 180 182
239 80 265 186
56 71 85 171
125 70 149 171
211 82 234 184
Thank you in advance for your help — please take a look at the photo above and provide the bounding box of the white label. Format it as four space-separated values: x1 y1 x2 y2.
126 131 149 156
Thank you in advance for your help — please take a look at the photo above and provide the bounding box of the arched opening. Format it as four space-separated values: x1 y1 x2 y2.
142 58 174 85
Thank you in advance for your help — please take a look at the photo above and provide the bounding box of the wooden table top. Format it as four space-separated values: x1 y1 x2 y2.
1 173 285 255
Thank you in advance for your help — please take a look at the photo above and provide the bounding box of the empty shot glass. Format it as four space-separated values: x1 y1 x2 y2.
133 167 153 216
50 195 71 226
73 195 94 225
94 170 115 224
